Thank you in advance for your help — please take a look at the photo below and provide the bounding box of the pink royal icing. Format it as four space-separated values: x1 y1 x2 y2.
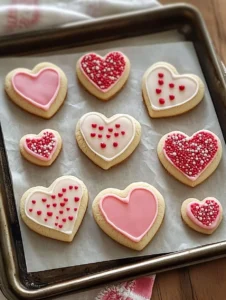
23 131 58 161
25 177 83 234
80 52 126 92
12 68 60 111
186 198 221 229
145 65 199 110
163 130 219 181
99 188 158 242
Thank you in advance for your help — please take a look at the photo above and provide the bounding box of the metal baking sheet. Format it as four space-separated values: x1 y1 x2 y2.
0 4 226 300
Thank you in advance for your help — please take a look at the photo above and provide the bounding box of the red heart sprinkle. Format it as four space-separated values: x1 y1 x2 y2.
55 223 58 226
113 142 118 147
59 225 63 229
99 126 104 130
98 134 102 138
69 185 73 190
159 98 165 105
158 73 164 78
56 216 59 219
74 197 80 202
108 128 113 132
74 208 78 211
90 133 96 137
92 124 97 128
29 209 32 212
68 216 74 221
67 208 70 211
46 204 50 208
47 212 53 217
74 186 78 190
169 83 175 88
44 219 47 222
169 95 175 100
158 80 164 85
37 211 42 215
179 85 185 91
64 198 68 202
114 133 119 137
59 211 63 214
62 188 66 192
32 200 36 204
58 193 63 197
115 124 120 128
53 203 57 207
42 198 47 202
106 135 111 138
156 88 161 94
121 131 125 135
100 143 106 148
62 218 66 223
60 203 65 207
51 195 56 199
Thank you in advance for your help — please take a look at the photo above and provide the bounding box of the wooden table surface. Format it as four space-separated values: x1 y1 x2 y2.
151 1 226 299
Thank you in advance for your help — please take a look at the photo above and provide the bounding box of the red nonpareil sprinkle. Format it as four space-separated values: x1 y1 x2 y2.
190 200 220 226
108 128 113 132
100 142 106 148
92 124 97 128
37 210 42 215
114 133 119 137
42 198 47 202
53 203 57 207
68 216 74 221
158 80 164 85
74 186 78 190
62 218 66 223
163 131 218 179
98 134 102 138
80 52 126 90
169 95 175 100
159 98 165 105
51 195 56 199
25 131 56 159
62 188 66 192
32 200 36 204
90 133 96 137
179 85 185 91
47 212 53 217
156 88 161 94
60 202 65 207
121 131 125 135
58 193 63 197
29 209 32 212
99 126 104 131
113 142 118 147
69 185 73 190
106 135 111 138
158 73 164 78
115 124 120 128
169 83 174 88
74 197 80 202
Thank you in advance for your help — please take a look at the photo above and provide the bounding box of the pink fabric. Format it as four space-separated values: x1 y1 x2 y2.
95 275 155 300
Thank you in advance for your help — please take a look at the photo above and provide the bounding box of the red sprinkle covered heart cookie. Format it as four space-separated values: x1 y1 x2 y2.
157 130 222 187
75 112 141 170
76 51 130 100
20 129 62 167
20 176 89 242
181 197 223 234
142 62 204 118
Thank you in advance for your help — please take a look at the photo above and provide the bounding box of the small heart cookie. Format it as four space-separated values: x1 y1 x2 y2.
92 182 165 251
75 112 141 170
181 197 223 234
20 176 89 242
5 62 67 119
20 129 62 166
157 130 222 187
142 62 204 118
76 51 130 100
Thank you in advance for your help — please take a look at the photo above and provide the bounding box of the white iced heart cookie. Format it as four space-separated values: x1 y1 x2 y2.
20 129 62 167
157 130 222 187
75 112 141 170
181 197 223 234
142 62 205 118
20 176 89 242
76 51 130 100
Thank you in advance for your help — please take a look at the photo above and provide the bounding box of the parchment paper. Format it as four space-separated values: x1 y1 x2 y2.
0 41 226 273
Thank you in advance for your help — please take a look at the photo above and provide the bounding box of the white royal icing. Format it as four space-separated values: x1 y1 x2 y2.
79 112 136 162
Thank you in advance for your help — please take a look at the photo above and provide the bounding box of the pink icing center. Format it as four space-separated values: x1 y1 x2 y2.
12 68 60 111
163 131 218 180
186 199 220 229
99 188 158 242
24 131 57 161
80 52 126 92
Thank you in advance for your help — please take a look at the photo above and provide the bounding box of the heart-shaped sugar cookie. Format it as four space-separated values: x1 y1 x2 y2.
142 62 204 118
157 130 222 187
5 62 67 119
20 129 62 166
76 112 141 170
76 51 130 100
92 182 165 250
181 197 223 234
20 176 89 242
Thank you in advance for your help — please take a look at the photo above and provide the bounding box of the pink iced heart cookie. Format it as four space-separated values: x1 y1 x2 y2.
20 176 89 242
92 183 165 251
76 112 141 170
157 130 222 187
76 51 130 100
5 63 68 119
20 129 62 167
142 62 204 118
181 197 223 234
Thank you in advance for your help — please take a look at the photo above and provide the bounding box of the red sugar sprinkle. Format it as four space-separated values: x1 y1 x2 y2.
47 212 53 217
159 98 165 105
74 197 80 202
46 204 50 208
59 210 63 214
42 198 47 202
32 200 36 204
62 188 66 192
67 208 70 211
81 52 126 90
53 203 57 207
158 73 164 78
106 134 111 138
164 131 218 179
74 186 78 190
44 219 47 222
179 85 185 91
158 80 164 85
92 124 97 128
115 124 120 128
100 142 106 148
114 133 119 137
69 185 73 190
69 216 74 221
113 142 118 147
56 216 59 219
62 218 66 223
121 131 125 135
90 133 96 137
64 198 68 202
37 210 42 215
58 193 63 197
74 208 78 211
55 223 58 226
108 128 113 132
156 88 161 94
60 203 65 207
169 95 175 100
190 200 220 226
25 131 56 159
29 209 32 212
98 134 102 138
59 225 63 229
51 195 56 199
169 83 174 88
99 126 104 131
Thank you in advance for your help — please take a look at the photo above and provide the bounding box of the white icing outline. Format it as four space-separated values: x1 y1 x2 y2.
99 187 158 242
24 177 83 235
145 65 199 111
79 51 127 93
12 67 60 111
163 130 219 181
79 112 136 162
